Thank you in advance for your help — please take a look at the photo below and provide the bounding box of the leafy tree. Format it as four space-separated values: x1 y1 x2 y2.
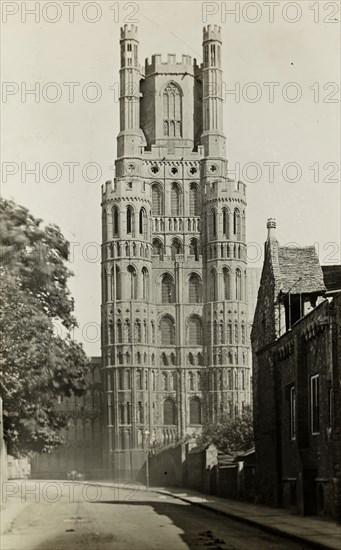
197 408 254 455
0 198 89 456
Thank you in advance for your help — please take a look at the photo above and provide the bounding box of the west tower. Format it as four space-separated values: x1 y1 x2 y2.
101 25 249 479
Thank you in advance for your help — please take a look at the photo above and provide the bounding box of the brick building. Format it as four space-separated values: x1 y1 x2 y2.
251 219 341 519
101 25 250 479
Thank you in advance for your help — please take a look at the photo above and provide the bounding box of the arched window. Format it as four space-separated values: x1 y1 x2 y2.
223 267 231 300
103 268 108 302
163 82 182 137
112 205 119 236
234 322 239 344
152 184 162 215
160 316 175 346
163 398 176 425
210 209 217 237
189 371 194 390
126 206 134 234
143 320 147 343
233 208 241 239
127 265 137 299
125 369 131 390
241 370 245 390
137 402 143 423
219 321 224 344
188 316 202 346
189 238 199 261
135 320 142 343
119 403 125 424
161 352 168 366
171 238 182 260
117 319 122 342
151 322 155 344
241 323 246 345
124 319 131 342
153 238 163 260
236 268 242 301
213 321 218 345
210 269 217 301
102 210 107 241
136 369 142 389
189 397 202 425
112 266 121 301
189 183 199 216
171 183 181 215
161 273 175 303
188 273 202 303
227 321 232 344
222 208 229 238
139 208 146 236
188 353 194 366
142 267 149 300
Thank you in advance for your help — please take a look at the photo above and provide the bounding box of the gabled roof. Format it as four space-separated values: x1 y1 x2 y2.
277 246 326 294
322 265 341 292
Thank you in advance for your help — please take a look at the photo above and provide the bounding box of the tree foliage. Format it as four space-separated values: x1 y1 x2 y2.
0 198 89 456
197 408 254 455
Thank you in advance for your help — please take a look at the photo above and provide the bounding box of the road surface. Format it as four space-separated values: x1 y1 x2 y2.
1 480 314 549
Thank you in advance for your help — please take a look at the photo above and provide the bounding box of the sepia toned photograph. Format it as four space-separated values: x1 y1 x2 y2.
1 1 340 548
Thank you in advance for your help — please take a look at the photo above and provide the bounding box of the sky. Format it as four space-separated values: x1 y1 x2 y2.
2 0 340 355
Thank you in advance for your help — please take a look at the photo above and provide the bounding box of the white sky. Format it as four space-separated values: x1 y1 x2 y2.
1 0 340 355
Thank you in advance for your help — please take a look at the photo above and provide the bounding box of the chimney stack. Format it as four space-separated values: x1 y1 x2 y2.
267 218 276 241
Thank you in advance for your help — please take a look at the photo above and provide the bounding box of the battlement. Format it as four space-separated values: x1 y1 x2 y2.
144 53 198 76
203 24 222 43
120 24 138 41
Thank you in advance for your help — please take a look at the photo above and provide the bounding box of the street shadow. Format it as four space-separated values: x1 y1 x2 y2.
34 497 300 550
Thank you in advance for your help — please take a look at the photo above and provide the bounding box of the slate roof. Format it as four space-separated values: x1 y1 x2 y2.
277 246 326 294
322 265 341 292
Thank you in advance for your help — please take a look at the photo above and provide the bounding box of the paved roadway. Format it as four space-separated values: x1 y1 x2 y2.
1 481 314 549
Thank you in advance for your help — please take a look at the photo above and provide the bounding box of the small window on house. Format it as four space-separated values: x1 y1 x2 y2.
290 385 296 440
310 375 320 435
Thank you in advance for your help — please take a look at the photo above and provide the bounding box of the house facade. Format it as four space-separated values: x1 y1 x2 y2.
251 219 341 519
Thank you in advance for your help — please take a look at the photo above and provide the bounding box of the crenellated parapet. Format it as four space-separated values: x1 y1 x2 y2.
203 24 222 43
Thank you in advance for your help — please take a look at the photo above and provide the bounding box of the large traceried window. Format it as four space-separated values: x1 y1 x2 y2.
112 206 119 236
223 267 231 300
171 238 182 261
152 185 162 215
142 267 149 300
163 82 182 137
153 238 164 260
234 208 241 240
126 206 134 234
189 397 202 425
222 207 230 238
127 265 137 299
160 316 175 345
189 183 199 216
188 273 202 303
188 316 202 346
209 268 217 301
189 238 199 261
163 398 176 425
139 208 146 236
236 268 242 301
161 273 175 303
171 183 181 215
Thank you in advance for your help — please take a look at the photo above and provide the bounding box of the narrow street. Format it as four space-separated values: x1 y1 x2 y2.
1 481 313 549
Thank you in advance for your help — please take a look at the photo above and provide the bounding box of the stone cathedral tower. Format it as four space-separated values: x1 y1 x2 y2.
101 25 249 479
